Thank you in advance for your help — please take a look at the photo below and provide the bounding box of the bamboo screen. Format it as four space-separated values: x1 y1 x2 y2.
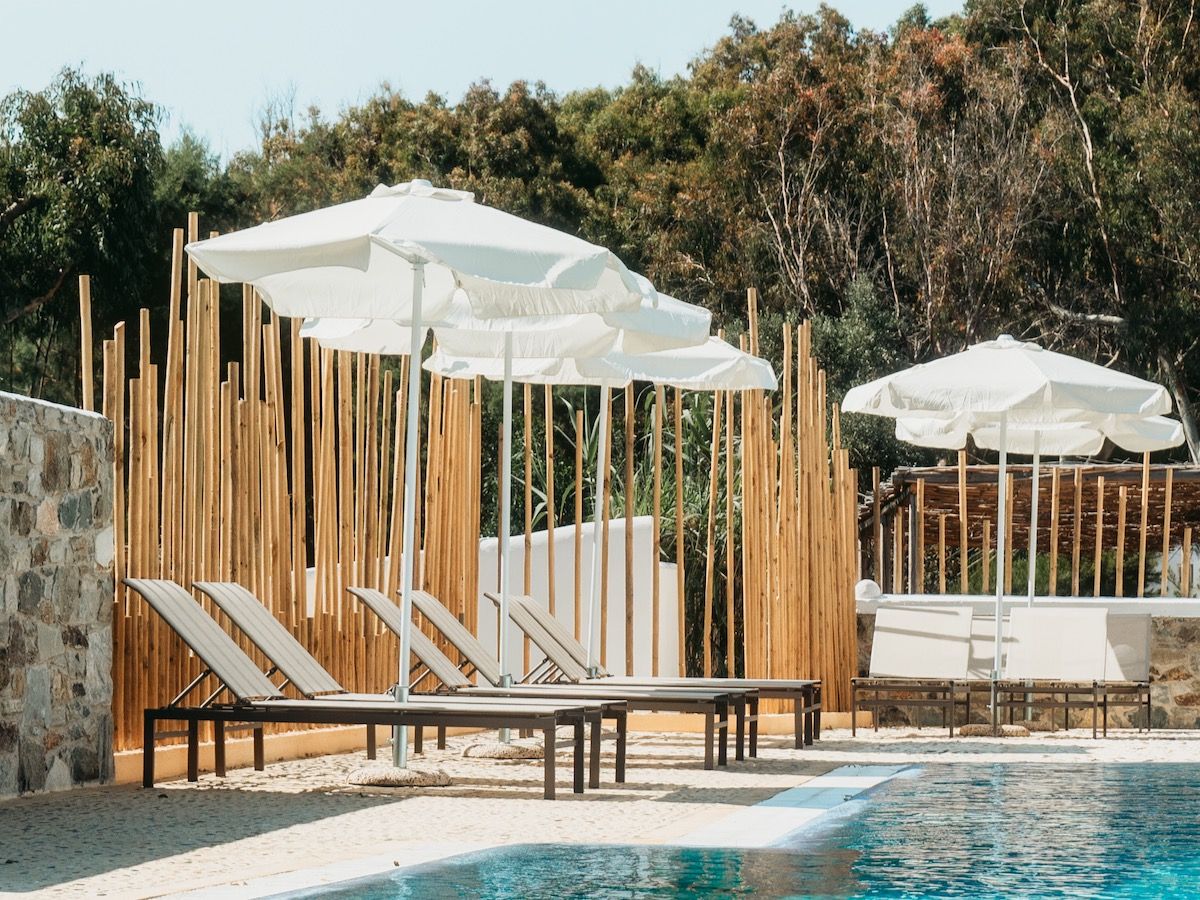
86 218 860 751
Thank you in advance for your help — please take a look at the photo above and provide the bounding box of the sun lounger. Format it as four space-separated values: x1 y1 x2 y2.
994 608 1151 737
126 578 595 798
498 592 821 748
195 580 623 788
361 586 746 769
851 605 974 736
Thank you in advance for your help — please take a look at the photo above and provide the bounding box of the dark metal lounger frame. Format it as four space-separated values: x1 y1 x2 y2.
127 578 592 799
505 592 822 747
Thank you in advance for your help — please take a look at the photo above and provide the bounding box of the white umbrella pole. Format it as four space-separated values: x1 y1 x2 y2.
991 411 1009 724
1027 431 1040 606
393 262 425 768
498 334 514 741
583 386 611 676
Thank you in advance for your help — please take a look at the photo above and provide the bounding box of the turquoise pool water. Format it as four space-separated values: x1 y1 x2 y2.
287 763 1200 898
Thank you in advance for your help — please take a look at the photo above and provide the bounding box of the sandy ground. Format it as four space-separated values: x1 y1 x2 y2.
2 726 1199 898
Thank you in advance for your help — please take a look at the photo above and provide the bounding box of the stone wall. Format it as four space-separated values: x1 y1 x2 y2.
0 391 114 797
857 613 1200 730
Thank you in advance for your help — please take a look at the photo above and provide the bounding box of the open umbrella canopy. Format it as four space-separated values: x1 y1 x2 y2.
895 413 1184 456
186 179 646 320
844 334 1172 422
298 278 710 360
423 337 777 392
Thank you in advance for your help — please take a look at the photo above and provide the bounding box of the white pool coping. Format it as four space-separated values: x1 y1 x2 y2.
172 843 492 898
175 766 908 896
676 764 909 848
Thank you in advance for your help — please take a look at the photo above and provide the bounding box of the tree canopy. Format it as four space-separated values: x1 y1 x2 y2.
3 2 1199 470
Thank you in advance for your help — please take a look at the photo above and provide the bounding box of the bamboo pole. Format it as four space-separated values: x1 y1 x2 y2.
1161 468 1174 598
701 392 722 678
958 451 968 592
600 388 613 668
1080 465 1089 600
724 387 735 678
982 519 992 593
1005 472 1015 595
871 468 882 582
1116 485 1128 597
523 383 532 673
915 479 925 591
544 385 556 616
78 275 94 411
1094 476 1106 598
1048 469 1061 596
937 514 947 593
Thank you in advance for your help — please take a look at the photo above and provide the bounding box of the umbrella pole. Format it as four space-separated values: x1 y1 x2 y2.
393 262 425 768
1025 431 1039 721
991 411 1009 728
583 386 611 676
1028 432 1040 607
498 334 514 741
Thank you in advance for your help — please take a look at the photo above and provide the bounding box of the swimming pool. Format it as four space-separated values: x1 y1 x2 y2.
285 763 1200 898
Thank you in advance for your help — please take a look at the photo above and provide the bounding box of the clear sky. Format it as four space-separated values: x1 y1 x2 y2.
5 0 962 158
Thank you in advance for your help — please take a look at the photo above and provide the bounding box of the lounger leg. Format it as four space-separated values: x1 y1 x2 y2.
142 710 156 788
253 725 264 771
749 696 759 758
573 720 585 794
543 727 556 800
735 699 745 762
851 686 858 738
616 710 627 784
1093 686 1099 740
1103 693 1108 737
703 712 715 770
187 720 199 783
589 716 601 789
214 721 226 778
794 699 804 749
718 702 729 767
812 686 821 740
874 689 880 733
414 725 423 755
366 726 376 760
437 725 447 750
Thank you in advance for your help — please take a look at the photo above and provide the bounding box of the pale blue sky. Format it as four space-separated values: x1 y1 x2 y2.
5 0 962 157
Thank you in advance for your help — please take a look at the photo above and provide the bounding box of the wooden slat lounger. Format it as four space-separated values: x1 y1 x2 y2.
851 606 974 736
195 580 624 789
993 609 1152 738
125 578 593 799
501 593 822 748
356 586 745 770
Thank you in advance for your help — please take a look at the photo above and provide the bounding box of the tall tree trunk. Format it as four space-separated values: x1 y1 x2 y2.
1159 350 1200 463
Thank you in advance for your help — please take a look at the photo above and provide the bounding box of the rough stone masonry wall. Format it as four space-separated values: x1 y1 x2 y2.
858 613 1200 729
0 391 114 797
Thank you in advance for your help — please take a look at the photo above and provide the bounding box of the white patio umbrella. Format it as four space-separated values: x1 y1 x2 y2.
843 334 1174 707
897 413 1184 604
426 336 777 675
187 180 649 767
300 291 713 702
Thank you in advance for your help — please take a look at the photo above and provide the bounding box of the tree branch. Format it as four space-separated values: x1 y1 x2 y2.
1 269 70 326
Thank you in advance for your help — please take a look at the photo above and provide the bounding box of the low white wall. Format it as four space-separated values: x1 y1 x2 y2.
858 592 1200 617
478 516 680 678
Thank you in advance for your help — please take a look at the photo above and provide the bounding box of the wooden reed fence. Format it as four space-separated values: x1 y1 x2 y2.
87 219 861 751
864 460 1200 599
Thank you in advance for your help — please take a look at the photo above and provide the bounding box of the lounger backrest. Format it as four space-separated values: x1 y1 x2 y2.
1004 608 1107 680
966 617 1009 680
124 578 284 702
195 581 346 697
367 588 501 686
510 595 610 676
1104 614 1151 683
485 592 590 682
347 587 472 690
867 606 972 679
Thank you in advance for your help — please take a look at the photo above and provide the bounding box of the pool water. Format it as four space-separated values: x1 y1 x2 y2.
288 764 1200 898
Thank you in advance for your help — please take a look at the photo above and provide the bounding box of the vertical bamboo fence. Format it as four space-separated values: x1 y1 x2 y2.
91 219 862 750
864 459 1199 600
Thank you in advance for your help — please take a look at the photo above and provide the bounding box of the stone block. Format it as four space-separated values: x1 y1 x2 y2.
58 491 93 531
